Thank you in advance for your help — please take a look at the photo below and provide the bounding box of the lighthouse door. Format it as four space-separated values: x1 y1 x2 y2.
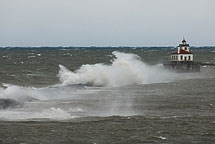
185 57 187 61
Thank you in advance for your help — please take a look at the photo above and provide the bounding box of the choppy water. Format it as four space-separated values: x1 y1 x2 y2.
0 47 215 143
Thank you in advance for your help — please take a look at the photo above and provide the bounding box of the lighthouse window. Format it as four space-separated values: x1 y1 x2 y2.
181 55 183 60
188 56 191 60
185 47 187 50
173 56 175 60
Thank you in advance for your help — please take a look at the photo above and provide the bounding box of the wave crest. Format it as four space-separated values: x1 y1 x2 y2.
58 51 175 87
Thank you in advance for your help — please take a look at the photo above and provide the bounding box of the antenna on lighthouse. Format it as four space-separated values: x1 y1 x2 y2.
182 37 186 44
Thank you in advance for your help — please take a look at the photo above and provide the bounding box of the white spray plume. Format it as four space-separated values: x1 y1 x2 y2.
58 51 176 87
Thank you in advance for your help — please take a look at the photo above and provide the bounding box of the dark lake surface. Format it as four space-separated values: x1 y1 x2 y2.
0 47 215 143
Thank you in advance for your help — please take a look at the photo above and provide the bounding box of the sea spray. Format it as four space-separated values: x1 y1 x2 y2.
58 51 177 87
0 84 87 103
0 51 180 120
0 84 46 103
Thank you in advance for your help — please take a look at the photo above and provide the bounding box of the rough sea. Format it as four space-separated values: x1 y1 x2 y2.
0 47 215 143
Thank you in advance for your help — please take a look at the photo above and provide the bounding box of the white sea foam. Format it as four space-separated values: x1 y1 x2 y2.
32 107 74 120
68 107 84 113
58 51 177 87
0 84 89 103
0 84 46 102
0 107 74 121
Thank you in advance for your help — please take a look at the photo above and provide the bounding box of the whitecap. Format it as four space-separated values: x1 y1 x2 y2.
68 107 84 113
58 51 177 87
27 55 36 58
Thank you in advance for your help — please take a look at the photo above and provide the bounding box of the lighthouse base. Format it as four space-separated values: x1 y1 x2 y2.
163 61 201 72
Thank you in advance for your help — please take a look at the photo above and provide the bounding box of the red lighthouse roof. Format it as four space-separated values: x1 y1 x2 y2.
179 49 192 54
172 49 192 54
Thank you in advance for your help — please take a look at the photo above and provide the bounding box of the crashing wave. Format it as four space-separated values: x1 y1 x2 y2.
58 51 176 87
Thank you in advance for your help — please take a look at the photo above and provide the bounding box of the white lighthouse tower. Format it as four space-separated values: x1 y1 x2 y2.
171 38 193 62
163 38 200 72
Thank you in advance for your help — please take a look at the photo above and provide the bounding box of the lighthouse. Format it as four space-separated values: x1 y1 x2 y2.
163 38 200 72
171 38 193 62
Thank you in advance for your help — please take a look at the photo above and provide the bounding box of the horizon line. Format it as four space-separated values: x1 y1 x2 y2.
0 45 215 48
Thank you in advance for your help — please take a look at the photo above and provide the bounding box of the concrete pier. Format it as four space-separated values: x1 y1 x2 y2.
163 61 201 72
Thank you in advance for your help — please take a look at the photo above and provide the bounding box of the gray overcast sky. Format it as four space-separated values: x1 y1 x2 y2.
0 0 215 47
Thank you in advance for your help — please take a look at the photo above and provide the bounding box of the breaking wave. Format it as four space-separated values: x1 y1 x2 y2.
0 83 87 103
0 51 182 121
58 51 177 87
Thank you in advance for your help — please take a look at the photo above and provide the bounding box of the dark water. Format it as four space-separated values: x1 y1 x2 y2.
0 47 215 143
